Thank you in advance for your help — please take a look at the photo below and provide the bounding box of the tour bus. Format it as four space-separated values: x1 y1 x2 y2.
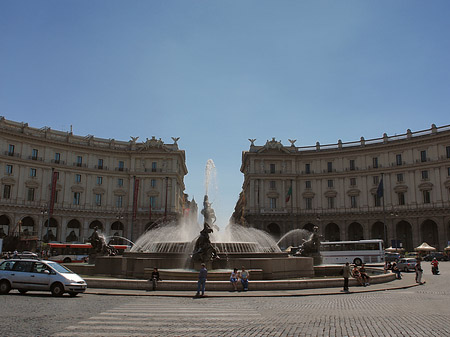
46 243 129 263
320 239 385 265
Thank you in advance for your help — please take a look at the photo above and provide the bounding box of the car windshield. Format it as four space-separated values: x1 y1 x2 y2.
47 262 73 274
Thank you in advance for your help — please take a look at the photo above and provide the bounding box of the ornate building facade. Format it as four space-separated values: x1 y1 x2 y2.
0 117 192 246
233 125 450 251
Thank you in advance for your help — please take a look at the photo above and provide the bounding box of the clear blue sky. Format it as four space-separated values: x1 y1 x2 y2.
1 1 449 226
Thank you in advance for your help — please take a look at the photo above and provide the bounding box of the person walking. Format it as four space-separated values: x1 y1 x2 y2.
415 260 424 284
342 262 351 292
431 258 439 275
195 263 208 297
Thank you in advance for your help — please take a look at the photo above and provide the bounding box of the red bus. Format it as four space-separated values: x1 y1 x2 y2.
46 243 129 263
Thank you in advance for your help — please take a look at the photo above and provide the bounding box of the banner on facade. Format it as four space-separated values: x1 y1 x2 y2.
132 178 140 221
49 170 58 216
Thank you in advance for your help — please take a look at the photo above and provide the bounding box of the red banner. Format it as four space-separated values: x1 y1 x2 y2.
132 178 140 221
49 170 58 216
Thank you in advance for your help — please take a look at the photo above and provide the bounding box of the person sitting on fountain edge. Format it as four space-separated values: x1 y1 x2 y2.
149 267 162 291
239 266 249 291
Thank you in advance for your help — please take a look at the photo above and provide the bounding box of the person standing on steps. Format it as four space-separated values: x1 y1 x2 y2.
195 263 208 297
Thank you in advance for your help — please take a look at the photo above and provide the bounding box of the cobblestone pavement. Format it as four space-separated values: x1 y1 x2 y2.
51 263 450 337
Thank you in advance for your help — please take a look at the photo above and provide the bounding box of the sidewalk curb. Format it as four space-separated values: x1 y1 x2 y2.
84 282 419 298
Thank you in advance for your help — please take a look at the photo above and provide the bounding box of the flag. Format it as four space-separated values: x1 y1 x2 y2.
49 170 58 216
132 178 140 221
376 178 384 198
286 185 292 202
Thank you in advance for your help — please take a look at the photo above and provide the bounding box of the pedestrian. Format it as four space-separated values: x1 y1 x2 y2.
239 266 249 291
149 267 161 291
342 262 351 292
431 258 439 275
195 263 207 297
415 260 424 284
352 265 364 286
230 268 239 291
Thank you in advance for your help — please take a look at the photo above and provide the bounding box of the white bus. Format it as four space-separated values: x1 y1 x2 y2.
320 239 385 265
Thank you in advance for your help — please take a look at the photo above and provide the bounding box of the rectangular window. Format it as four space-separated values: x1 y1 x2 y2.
350 178 356 186
396 154 402 166
32 149 38 160
305 198 312 210
349 160 355 171
397 173 404 183
270 164 276 174
98 159 103 169
27 188 35 201
327 197 335 209
150 196 156 208
372 157 378 169
447 146 450 159
97 176 103 185
350 196 357 208
77 156 82 167
116 195 123 208
54 190 58 203
305 181 311 189
420 150 427 162
3 185 11 199
6 164 13 175
8 144 14 156
30 168 37 177
54 153 60 163
75 174 81 183
269 197 277 209
118 161 124 171
73 192 80 205
151 179 157 188
305 163 311 174
327 162 333 173
95 194 102 206
423 190 431 204
421 170 429 180
398 192 405 205
327 180 334 188
118 178 124 187
373 176 379 185
152 162 157 172
269 180 276 189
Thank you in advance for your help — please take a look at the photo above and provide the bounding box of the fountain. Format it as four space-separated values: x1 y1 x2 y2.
92 160 315 280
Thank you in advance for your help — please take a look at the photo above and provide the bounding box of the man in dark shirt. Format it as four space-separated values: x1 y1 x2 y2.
196 263 208 297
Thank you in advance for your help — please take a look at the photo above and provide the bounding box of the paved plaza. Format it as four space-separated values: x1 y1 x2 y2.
1 263 449 336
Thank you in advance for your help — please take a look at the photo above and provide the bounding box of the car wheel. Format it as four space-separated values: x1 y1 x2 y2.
18 289 28 294
51 283 64 297
69 292 78 297
63 258 71 263
353 258 362 266
0 280 11 295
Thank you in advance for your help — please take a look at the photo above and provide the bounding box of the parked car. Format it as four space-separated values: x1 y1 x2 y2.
385 253 402 263
0 259 87 297
423 252 449 261
15 251 39 259
396 258 417 272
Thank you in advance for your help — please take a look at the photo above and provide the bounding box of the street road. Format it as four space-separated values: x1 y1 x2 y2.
1 262 449 336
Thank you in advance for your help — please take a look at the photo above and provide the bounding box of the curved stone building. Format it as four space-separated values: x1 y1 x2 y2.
234 125 450 251
0 117 192 247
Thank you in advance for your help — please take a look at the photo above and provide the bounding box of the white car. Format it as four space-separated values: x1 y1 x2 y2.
0 259 87 297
